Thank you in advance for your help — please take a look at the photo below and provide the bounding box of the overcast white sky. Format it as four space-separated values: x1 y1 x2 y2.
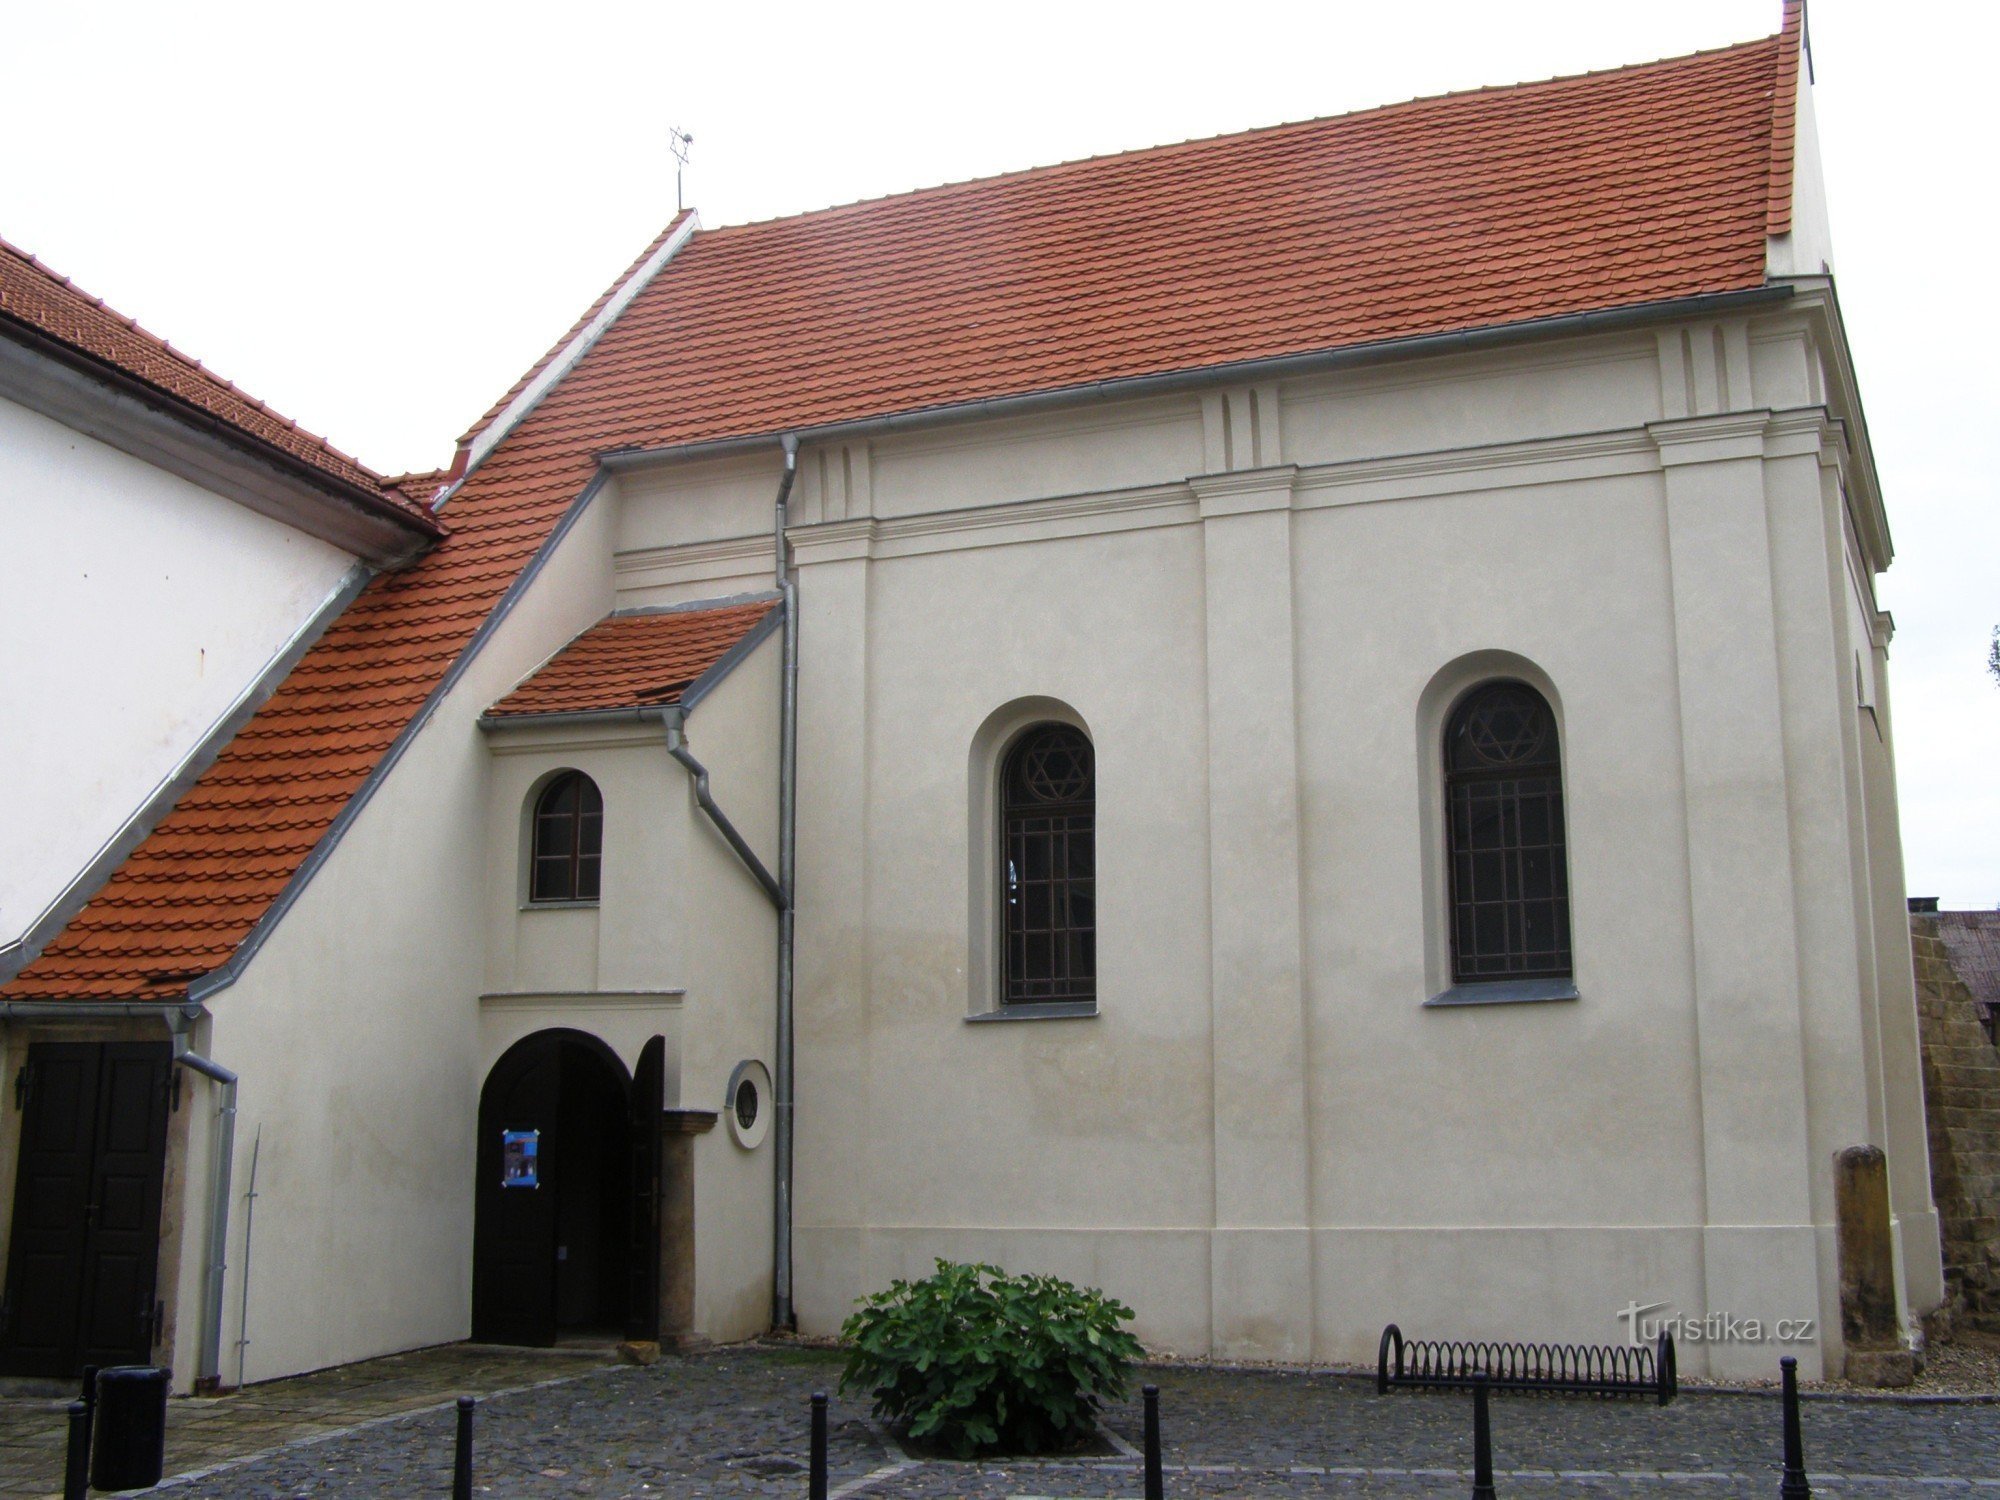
4 1 1994 906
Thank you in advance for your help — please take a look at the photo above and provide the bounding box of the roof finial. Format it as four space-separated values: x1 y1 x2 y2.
669 126 695 213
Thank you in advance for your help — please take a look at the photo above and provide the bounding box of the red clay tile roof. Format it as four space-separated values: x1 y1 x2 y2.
486 601 779 720
0 237 440 531
576 22 1799 456
6 15 1803 1001
380 469 453 511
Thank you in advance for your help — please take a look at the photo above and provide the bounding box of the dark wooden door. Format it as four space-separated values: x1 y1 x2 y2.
472 1039 562 1345
1 1042 172 1377
624 1037 664 1343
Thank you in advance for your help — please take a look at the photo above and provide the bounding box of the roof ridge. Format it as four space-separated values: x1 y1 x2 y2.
697 27 1788 238
1765 0 1807 237
454 211 696 448
0 234 393 488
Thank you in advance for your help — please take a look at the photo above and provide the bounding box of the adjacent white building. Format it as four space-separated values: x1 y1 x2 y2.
0 238 438 980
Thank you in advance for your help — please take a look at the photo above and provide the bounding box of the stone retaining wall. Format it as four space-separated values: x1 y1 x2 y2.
1914 912 2000 1332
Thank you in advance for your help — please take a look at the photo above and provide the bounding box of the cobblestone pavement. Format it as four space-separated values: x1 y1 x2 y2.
0 1344 614 1500
5 1345 2000 1499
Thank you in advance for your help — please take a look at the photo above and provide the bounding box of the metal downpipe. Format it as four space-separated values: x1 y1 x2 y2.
170 1020 238 1393
664 713 784 909
773 434 800 1331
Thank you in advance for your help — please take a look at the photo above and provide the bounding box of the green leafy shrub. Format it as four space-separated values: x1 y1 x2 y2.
838 1259 1145 1457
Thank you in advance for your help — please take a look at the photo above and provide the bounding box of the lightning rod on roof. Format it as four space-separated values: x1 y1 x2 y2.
669 127 695 213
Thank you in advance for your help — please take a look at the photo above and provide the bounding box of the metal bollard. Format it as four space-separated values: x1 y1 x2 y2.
63 1400 90 1500
453 1396 475 1500
809 1390 829 1500
1471 1372 1496 1500
79 1364 99 1458
1143 1384 1164 1500
1779 1357 1810 1499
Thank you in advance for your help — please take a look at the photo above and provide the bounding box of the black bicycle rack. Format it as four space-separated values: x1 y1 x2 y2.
1377 1322 1677 1405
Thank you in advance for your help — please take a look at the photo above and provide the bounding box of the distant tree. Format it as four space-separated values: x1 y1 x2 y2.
1991 625 1999 687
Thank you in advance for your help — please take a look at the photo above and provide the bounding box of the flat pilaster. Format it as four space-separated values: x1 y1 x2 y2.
1193 465 1313 1359
1654 414 1818 1377
787 531 874 1332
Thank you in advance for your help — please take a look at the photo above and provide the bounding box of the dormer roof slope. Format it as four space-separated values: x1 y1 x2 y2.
484 601 780 721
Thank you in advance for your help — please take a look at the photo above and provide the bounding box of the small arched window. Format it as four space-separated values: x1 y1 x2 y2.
1444 682 1569 982
530 771 603 904
1000 724 1095 1005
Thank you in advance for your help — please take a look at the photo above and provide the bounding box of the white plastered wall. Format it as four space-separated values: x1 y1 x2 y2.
166 484 618 1389
583 310 1933 1379
0 395 354 951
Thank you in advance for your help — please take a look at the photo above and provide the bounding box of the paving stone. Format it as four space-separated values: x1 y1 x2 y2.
4 1344 1999 1498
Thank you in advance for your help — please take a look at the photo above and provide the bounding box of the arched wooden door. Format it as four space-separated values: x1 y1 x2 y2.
472 1031 637 1346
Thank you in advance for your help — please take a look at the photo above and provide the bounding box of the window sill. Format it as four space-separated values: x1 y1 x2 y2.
965 1002 1099 1023
1424 978 1578 1009
519 899 601 912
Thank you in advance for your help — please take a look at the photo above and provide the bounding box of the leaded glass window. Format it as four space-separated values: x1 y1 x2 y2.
531 771 603 904
1444 682 1570 981
1001 724 1095 1004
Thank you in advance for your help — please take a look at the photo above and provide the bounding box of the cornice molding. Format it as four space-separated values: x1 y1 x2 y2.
482 720 667 755
1646 409 1773 466
1190 464 1298 518
1294 427 1656 508
786 517 874 566
614 533 774 591
606 400 1868 581
479 988 686 1010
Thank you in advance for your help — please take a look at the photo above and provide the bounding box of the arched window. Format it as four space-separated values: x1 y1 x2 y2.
1000 724 1095 1005
530 771 603 904
1444 682 1569 982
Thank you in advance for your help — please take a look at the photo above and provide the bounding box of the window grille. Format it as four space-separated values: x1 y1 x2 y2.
1000 724 1095 1004
1444 683 1570 981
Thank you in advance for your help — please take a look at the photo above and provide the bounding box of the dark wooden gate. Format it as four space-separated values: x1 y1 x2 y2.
1 1041 173 1377
625 1037 664 1343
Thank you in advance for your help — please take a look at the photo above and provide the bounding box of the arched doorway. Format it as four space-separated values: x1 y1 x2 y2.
472 1030 640 1345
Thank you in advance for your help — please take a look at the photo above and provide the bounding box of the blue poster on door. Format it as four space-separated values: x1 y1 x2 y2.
501 1129 540 1188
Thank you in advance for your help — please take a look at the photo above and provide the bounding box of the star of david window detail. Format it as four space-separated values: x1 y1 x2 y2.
1017 730 1094 803
1001 724 1095 1005
1444 682 1569 982
1459 685 1552 768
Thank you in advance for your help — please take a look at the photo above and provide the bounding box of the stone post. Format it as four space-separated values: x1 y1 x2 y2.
1835 1144 1912 1385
